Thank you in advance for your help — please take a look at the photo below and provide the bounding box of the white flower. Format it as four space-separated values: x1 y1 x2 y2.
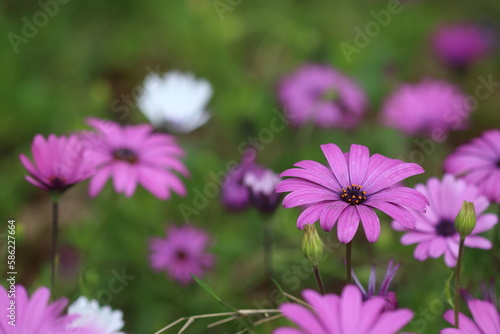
67 296 125 334
137 70 213 133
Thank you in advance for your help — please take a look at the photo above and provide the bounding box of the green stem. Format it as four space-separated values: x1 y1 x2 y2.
312 265 326 295
263 216 273 280
454 237 465 328
346 241 353 284
51 200 59 294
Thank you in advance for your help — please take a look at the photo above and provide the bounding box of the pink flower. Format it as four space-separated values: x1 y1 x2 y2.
444 129 500 203
278 64 367 129
441 299 500 334
84 118 188 199
381 80 470 136
276 143 428 243
274 285 414 334
432 23 491 70
149 224 215 284
392 174 497 267
20 134 93 193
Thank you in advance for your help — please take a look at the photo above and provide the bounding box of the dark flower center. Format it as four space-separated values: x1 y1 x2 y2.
176 250 188 261
340 184 367 205
435 220 456 237
496 159 500 168
113 148 138 164
49 176 66 189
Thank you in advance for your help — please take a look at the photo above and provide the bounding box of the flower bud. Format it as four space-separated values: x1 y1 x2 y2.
301 224 324 266
454 201 476 238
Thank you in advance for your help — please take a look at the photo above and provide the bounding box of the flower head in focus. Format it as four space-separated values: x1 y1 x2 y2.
444 129 500 203
381 79 471 136
83 118 188 199
274 285 414 334
441 299 500 334
20 134 94 194
149 224 215 285
276 143 428 243
137 71 213 133
67 296 124 334
278 64 368 129
392 174 497 267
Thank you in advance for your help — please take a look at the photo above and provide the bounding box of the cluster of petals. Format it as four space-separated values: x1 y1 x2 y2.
441 299 500 334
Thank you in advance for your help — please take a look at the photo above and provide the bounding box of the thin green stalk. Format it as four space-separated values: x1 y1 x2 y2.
454 237 465 328
312 265 326 295
346 241 353 284
51 199 59 293
263 217 273 281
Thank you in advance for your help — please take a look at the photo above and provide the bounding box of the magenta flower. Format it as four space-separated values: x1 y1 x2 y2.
278 64 367 129
441 299 500 334
381 80 470 136
444 129 500 203
274 285 414 334
392 174 497 267
276 143 428 243
83 118 188 199
20 134 93 193
432 23 491 70
149 224 215 284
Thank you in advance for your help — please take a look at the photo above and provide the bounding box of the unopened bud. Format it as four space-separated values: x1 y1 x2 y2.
301 224 324 266
454 201 476 238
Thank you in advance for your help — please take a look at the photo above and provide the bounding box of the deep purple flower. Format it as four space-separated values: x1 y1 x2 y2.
441 299 500 334
444 129 500 203
392 174 497 267
274 285 414 334
381 80 470 136
243 167 281 213
83 118 188 199
149 224 215 285
20 134 94 193
276 143 428 243
278 64 367 129
352 260 400 311
432 23 491 70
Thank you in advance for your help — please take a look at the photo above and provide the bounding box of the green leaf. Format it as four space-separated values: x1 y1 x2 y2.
444 270 455 309
271 278 289 302
190 273 222 303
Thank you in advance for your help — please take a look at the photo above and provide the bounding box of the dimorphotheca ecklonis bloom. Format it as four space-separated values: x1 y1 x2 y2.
392 174 497 267
444 129 500 203
276 143 428 243
20 134 94 193
274 285 414 334
278 64 367 129
381 79 471 136
83 118 188 199
149 224 215 285
137 71 213 133
441 299 500 334
67 296 125 334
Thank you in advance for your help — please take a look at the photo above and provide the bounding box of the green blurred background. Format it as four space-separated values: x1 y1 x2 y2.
1 0 500 332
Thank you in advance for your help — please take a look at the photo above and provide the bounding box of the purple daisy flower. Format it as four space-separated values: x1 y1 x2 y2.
381 79 470 136
278 64 368 129
441 299 500 334
432 23 491 70
352 260 401 311
83 118 188 199
274 285 414 334
149 224 215 285
276 143 428 243
444 129 500 203
243 167 281 213
19 134 94 193
392 174 497 267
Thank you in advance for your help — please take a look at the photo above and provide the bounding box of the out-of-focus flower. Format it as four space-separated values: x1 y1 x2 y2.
461 279 499 309
432 23 491 70
137 71 213 133
149 224 215 285
441 299 500 334
274 285 414 334
83 118 188 199
444 129 500 203
392 174 497 267
67 297 125 334
352 260 400 311
19 134 94 193
381 80 470 136
278 64 367 129
276 143 428 243
222 148 281 213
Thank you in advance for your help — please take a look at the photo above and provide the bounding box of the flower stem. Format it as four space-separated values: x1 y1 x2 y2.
454 237 465 328
346 241 353 284
263 215 273 280
51 199 59 293
312 265 326 295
